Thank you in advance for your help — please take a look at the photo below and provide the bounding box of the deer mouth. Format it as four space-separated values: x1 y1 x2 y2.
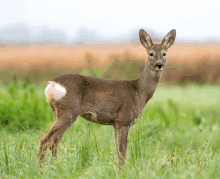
155 64 163 71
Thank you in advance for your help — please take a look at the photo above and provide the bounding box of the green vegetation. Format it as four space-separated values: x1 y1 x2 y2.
0 79 53 131
1 82 220 178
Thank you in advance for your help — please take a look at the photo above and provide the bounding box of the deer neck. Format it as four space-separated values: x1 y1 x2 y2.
136 64 161 115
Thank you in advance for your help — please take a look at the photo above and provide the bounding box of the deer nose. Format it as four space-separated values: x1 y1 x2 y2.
156 60 163 66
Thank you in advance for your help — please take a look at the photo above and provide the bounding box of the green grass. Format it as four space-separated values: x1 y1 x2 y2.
1 83 220 178
0 80 53 130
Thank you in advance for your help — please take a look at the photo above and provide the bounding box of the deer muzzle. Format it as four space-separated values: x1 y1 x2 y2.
155 61 163 71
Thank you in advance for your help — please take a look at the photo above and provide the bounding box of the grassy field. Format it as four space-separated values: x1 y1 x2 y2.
1 83 220 178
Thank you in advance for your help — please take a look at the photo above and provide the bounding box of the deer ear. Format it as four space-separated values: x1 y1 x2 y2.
161 29 176 50
139 29 154 50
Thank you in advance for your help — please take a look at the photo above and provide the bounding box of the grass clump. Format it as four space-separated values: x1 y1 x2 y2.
0 79 53 131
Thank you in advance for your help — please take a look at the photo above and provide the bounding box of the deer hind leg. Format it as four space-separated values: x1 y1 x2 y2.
114 124 130 169
38 110 77 165
49 113 76 158
49 134 64 158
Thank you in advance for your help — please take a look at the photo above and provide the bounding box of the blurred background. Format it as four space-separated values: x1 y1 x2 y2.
0 0 220 86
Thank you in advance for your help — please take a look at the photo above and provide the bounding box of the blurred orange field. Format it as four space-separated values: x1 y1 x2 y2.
1 43 220 71
1 43 220 85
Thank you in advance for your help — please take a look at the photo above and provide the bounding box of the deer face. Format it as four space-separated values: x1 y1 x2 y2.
147 45 167 72
139 29 176 72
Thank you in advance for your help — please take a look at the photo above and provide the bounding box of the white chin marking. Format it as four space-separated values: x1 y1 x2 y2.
155 67 163 71
45 81 66 101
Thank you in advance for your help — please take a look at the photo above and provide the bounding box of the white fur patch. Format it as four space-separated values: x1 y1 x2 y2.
45 81 66 101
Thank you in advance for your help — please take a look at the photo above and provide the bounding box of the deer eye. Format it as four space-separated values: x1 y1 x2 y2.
149 52 154 57
163 52 166 56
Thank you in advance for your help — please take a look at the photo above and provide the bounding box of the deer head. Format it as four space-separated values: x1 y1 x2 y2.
139 29 176 72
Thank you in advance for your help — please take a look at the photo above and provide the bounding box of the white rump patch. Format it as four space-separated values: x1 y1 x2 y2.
45 81 66 102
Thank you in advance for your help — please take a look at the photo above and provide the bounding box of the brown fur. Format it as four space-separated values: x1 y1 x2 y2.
38 29 176 169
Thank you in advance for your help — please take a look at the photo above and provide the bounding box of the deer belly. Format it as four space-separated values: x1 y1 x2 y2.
80 110 117 125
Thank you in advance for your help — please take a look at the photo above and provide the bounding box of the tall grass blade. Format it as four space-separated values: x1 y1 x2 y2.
3 142 9 174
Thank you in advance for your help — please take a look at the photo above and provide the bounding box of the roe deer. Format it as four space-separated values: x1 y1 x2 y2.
38 29 176 169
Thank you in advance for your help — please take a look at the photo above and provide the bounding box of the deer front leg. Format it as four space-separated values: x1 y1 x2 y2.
114 124 130 169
